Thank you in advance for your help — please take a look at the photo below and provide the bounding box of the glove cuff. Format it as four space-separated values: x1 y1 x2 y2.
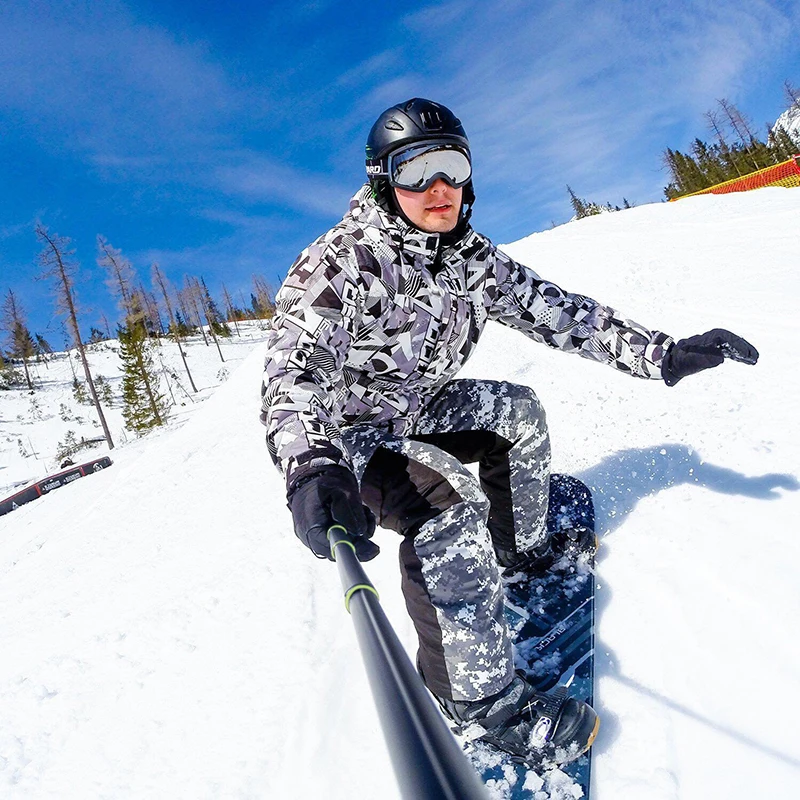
661 343 683 387
287 463 357 501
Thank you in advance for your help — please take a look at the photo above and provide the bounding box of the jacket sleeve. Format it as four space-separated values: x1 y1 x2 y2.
260 238 364 490
486 246 674 379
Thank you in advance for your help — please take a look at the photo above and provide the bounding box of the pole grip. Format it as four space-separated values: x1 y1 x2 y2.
328 525 380 612
327 525 488 800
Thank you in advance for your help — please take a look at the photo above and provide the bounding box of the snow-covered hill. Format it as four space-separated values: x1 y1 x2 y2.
1 189 799 799
1 323 271 496
774 102 800 143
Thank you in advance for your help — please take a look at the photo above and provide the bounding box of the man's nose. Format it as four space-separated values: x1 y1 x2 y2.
428 178 448 193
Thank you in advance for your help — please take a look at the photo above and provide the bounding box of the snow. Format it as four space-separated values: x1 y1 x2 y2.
774 103 800 144
2 188 800 799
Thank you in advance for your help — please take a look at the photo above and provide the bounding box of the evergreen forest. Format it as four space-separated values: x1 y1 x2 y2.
662 84 800 200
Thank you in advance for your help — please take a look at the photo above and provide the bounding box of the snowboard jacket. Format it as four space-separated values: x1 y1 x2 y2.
261 185 674 489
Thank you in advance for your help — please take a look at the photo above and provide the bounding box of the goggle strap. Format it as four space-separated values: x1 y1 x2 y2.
366 158 385 177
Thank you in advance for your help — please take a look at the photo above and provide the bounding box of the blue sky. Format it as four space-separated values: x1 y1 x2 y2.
2 0 799 341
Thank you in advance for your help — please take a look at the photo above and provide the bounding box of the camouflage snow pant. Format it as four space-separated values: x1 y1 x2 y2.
340 379 551 702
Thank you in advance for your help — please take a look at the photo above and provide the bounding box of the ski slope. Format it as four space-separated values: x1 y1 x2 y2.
1 188 799 799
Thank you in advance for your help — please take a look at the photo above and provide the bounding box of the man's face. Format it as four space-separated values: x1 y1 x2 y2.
394 179 463 233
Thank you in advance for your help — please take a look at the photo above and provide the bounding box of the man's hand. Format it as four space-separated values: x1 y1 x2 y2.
288 465 380 561
662 328 758 386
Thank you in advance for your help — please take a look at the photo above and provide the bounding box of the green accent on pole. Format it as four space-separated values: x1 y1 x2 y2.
330 538 356 560
328 525 354 560
344 583 380 613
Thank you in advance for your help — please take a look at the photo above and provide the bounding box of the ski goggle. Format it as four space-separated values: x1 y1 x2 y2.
368 142 472 192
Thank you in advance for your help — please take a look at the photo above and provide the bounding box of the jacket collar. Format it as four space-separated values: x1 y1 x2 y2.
348 184 479 264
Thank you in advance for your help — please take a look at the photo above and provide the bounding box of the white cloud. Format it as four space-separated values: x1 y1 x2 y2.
380 0 798 231
335 49 403 89
0 1 248 163
2 0 797 254
0 221 33 242
215 153 353 218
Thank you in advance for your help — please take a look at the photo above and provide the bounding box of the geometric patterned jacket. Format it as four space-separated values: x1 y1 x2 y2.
260 185 674 489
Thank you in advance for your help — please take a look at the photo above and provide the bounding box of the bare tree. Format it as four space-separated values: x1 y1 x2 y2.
718 99 762 171
175 287 198 336
251 274 276 319
36 224 114 450
131 283 162 339
238 290 252 320
151 263 197 393
1 289 37 390
97 235 137 319
97 238 162 337
190 276 225 363
704 109 742 176
722 99 759 142
61 322 78 382
100 312 113 339
182 278 209 346
142 287 165 337
785 80 800 113
221 283 241 336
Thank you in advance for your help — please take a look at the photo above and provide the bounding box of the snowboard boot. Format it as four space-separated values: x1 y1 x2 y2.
437 671 599 767
551 524 598 562
498 525 597 578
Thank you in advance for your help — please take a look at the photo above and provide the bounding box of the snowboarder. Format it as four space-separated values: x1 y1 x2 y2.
260 98 758 765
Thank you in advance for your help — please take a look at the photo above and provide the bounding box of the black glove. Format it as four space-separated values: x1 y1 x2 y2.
662 328 758 386
287 465 379 562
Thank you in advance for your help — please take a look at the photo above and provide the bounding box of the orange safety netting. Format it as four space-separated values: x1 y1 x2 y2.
678 155 800 199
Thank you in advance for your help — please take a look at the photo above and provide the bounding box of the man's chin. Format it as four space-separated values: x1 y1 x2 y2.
421 215 459 233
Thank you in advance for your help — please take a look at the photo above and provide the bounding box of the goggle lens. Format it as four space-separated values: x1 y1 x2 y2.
389 144 471 192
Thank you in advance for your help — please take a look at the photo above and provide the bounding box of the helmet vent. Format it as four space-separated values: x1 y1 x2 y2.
420 108 444 131
385 120 404 131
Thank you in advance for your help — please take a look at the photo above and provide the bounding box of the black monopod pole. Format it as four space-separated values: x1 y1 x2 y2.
328 525 489 800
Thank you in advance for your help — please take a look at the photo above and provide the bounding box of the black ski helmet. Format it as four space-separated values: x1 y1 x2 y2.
365 98 475 215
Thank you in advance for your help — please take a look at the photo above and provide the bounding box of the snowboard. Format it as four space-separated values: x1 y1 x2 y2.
470 474 597 799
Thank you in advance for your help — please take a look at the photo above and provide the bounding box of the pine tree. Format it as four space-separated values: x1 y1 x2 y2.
173 309 194 337
34 333 53 367
567 186 589 218
94 374 115 405
2 290 37 390
566 186 620 219
118 313 168 435
72 377 90 405
664 90 800 200
0 351 20 389
691 139 727 186
35 333 53 356
567 186 583 218
662 149 682 199
201 278 231 338
769 125 796 160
